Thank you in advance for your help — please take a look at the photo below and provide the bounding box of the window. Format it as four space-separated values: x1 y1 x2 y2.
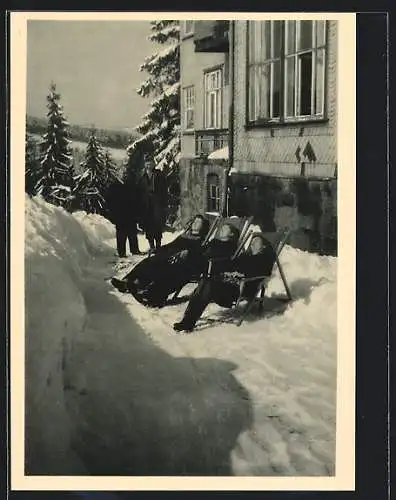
182 86 195 130
207 174 221 212
247 20 327 124
183 20 194 35
204 68 223 129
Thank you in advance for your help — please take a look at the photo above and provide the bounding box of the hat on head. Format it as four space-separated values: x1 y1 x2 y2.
143 151 155 162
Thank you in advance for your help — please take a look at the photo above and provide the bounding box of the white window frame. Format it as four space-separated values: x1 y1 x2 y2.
207 174 221 212
182 85 195 131
204 68 223 130
284 20 327 119
248 20 327 124
183 20 194 36
248 21 282 122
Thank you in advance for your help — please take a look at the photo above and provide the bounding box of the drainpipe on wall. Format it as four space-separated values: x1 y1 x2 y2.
221 20 235 217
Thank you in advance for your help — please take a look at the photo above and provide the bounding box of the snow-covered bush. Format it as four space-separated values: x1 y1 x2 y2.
72 132 120 215
32 83 74 210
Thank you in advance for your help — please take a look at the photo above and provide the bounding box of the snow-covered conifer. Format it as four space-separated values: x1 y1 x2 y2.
36 82 74 209
126 21 181 223
25 133 41 196
73 132 120 214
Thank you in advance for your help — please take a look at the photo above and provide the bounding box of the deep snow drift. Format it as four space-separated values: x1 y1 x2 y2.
24 195 337 476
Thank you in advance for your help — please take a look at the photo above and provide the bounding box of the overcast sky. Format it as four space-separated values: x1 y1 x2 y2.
26 20 155 131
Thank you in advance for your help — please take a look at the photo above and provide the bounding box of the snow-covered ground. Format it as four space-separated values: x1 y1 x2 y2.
24 195 337 476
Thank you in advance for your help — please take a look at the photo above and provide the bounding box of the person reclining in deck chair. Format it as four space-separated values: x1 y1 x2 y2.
111 214 210 306
112 219 241 309
131 220 240 308
173 233 276 333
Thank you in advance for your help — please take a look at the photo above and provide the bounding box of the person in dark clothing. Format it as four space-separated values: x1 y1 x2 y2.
145 221 239 312
173 233 276 332
141 221 240 307
106 180 141 257
111 214 211 306
138 155 168 252
200 222 241 274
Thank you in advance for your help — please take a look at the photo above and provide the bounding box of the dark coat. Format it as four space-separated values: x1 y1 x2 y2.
226 245 276 298
137 169 168 236
125 233 207 307
181 245 277 324
106 181 138 228
200 241 275 303
201 238 239 275
232 246 276 278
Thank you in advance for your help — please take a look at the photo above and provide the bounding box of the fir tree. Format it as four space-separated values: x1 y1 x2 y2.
73 132 120 214
36 82 74 209
126 21 181 223
25 133 41 196
103 149 120 185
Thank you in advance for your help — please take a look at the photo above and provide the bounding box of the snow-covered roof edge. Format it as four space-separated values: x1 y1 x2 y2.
207 146 229 160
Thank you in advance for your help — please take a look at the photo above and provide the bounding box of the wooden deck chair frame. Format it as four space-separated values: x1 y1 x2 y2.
171 215 253 300
205 215 253 247
232 228 293 326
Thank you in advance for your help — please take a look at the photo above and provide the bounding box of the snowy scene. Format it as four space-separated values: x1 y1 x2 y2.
25 194 336 476
21 17 342 479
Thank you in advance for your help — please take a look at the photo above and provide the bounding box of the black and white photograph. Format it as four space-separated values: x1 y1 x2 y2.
10 12 356 489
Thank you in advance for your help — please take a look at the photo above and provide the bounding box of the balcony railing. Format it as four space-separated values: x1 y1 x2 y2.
195 129 229 156
194 21 229 53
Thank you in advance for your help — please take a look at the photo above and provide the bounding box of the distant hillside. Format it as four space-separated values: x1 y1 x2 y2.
26 115 139 150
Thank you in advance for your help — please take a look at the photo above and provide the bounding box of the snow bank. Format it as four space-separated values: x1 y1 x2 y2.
24 195 115 474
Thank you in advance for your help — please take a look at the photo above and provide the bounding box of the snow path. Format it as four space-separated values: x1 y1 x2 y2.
64 232 336 476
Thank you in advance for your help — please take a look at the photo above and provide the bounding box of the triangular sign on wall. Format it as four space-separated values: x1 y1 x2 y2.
302 141 317 162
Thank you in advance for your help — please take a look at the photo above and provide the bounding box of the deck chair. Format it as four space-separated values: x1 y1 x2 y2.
230 228 293 326
171 215 254 300
203 227 292 327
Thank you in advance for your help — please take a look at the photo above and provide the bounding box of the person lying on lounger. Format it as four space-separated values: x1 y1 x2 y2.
173 233 276 333
111 218 241 309
110 214 209 305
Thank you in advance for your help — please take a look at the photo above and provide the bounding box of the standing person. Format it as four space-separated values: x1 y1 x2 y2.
105 179 141 258
138 153 168 252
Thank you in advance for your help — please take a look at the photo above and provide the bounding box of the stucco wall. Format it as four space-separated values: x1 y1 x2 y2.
180 35 229 158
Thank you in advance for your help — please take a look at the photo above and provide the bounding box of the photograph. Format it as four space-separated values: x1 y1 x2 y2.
10 12 356 490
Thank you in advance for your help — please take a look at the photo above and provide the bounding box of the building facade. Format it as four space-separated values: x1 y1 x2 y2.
179 20 338 255
179 20 231 220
